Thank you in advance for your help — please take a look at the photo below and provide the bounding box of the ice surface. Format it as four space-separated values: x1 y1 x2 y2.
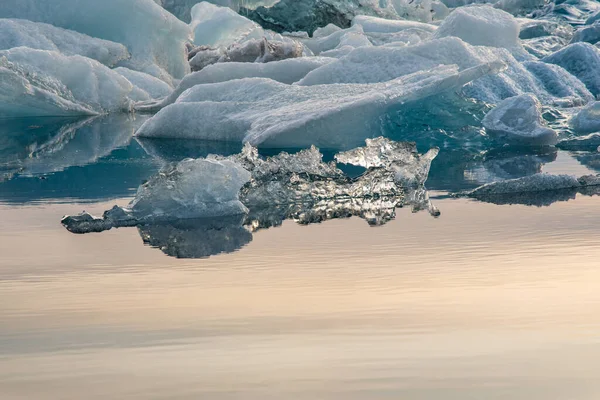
570 101 600 134
0 48 137 117
466 172 600 206
542 43 600 96
136 57 332 112
190 2 264 47
518 18 573 40
129 158 251 219
522 36 569 58
482 94 558 145
135 63 502 148
114 68 173 100
300 25 371 54
468 173 582 196
571 21 600 45
0 0 191 83
352 15 437 34
433 6 521 49
0 19 129 67
297 36 589 105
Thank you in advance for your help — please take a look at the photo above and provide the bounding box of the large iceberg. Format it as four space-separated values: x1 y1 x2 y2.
0 0 191 83
136 63 502 148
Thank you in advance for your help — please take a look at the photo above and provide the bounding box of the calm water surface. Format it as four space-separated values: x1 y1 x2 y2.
1 116 600 399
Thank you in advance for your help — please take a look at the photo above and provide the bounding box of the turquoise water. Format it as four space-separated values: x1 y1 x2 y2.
1 115 600 399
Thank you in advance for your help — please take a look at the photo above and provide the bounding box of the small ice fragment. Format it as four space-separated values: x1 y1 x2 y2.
482 94 558 145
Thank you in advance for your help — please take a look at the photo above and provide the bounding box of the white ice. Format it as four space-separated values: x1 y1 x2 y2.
135 62 502 149
542 42 600 96
0 0 191 84
190 2 264 47
433 5 521 50
482 94 558 145
136 57 332 111
570 101 600 134
0 48 136 117
297 37 591 105
0 19 129 67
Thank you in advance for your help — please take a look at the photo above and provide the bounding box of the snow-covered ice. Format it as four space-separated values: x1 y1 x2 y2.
570 101 600 134
136 63 502 148
0 0 191 83
0 19 129 67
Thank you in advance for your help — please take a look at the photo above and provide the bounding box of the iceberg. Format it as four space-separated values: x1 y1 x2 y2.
482 94 557 145
0 19 129 67
61 137 440 242
0 48 137 117
570 101 600 134
113 67 173 101
190 2 264 47
0 0 191 83
542 42 600 96
465 172 600 207
518 18 573 40
136 63 503 148
136 57 332 112
297 37 590 105
571 21 600 45
433 6 521 50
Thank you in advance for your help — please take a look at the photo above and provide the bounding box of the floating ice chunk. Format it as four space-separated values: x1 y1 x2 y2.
136 57 332 112
0 19 129 67
223 38 304 64
557 133 600 151
433 6 520 49
522 61 594 107
190 2 264 47
0 48 137 117
571 21 600 45
300 25 369 54
518 18 573 40
335 137 439 187
482 94 558 145
0 0 191 83
136 63 502 148
114 67 173 100
522 36 569 58
130 158 251 220
542 43 600 96
468 173 582 196
570 101 600 134
298 37 584 105
352 15 437 34
313 24 343 38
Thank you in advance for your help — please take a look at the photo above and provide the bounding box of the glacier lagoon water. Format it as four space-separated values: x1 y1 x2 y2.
1 115 600 398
